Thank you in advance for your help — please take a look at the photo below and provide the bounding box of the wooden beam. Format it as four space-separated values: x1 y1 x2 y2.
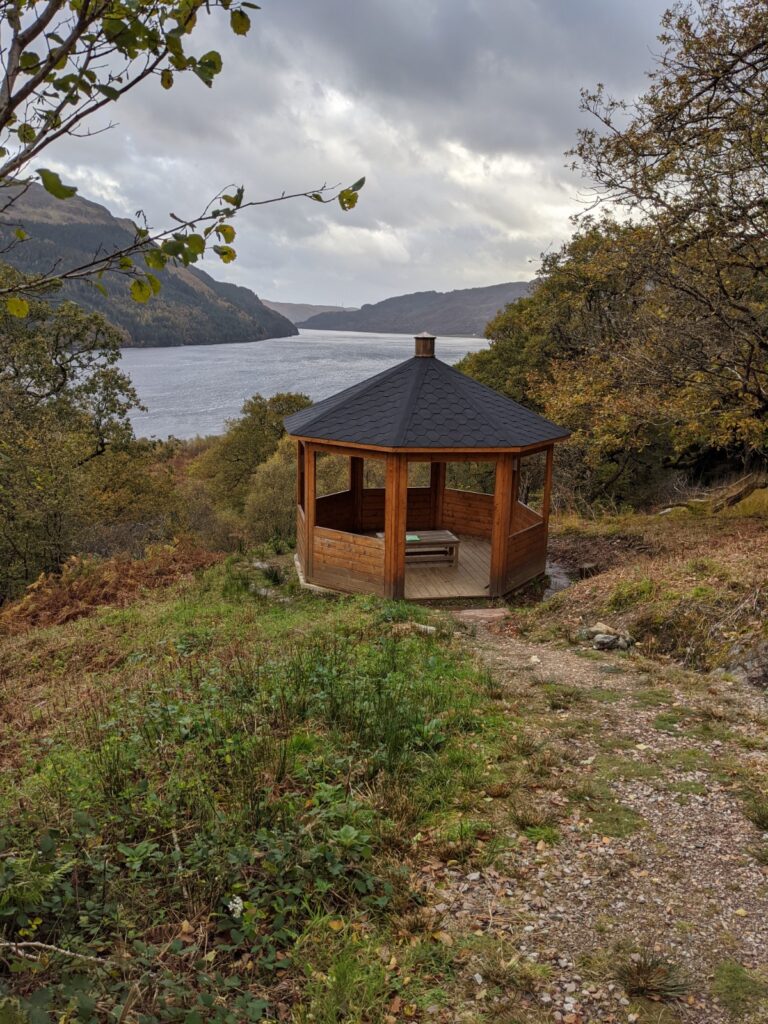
429 461 446 529
305 446 316 581
350 455 364 532
490 453 514 597
542 446 554 524
289 435 568 457
384 453 408 599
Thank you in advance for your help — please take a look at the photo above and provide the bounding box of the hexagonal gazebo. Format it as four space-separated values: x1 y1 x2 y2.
284 333 569 601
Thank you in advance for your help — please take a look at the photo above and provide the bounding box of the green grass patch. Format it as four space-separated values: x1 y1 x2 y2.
606 577 656 612
711 960 768 1016
0 575 505 1023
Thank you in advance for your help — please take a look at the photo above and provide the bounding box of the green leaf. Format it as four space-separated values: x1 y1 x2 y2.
337 187 359 211
213 244 236 264
350 176 366 192
193 50 223 87
161 68 174 90
38 168 77 200
119 255 133 270
5 296 29 318
14 228 27 241
144 248 167 270
222 187 244 207
216 223 236 244
185 234 205 257
309 192 324 202
130 278 153 303
230 9 251 35
17 123 36 144
146 273 162 295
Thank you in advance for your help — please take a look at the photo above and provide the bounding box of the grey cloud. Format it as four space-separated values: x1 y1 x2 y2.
44 0 669 305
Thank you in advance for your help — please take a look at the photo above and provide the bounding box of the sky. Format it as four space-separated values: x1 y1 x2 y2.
46 0 670 306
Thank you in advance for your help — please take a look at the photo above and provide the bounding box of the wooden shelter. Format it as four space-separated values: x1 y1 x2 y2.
284 333 569 601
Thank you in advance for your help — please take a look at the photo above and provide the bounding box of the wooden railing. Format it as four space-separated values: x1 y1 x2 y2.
312 526 385 596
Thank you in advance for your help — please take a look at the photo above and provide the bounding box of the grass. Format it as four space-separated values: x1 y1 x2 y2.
521 506 768 671
0 560 514 1023
614 950 689 999
711 960 768 1016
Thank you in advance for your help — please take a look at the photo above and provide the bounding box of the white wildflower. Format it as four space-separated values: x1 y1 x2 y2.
228 895 244 919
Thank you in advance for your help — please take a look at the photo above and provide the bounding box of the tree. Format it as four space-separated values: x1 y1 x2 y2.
0 0 365 311
191 392 311 514
0 266 176 599
573 0 768 459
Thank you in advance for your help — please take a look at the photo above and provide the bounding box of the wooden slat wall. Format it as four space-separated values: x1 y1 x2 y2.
406 487 432 529
361 488 386 531
358 487 433 532
504 521 547 592
315 490 355 531
312 526 385 595
511 501 543 531
442 489 494 538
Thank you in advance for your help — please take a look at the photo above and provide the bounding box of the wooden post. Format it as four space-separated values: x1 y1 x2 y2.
350 455 364 532
305 445 316 581
490 454 514 597
542 446 553 525
297 441 305 508
429 461 446 529
384 453 408 599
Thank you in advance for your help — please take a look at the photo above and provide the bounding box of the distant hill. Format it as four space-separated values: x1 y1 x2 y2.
263 299 358 322
0 185 297 346
298 281 531 336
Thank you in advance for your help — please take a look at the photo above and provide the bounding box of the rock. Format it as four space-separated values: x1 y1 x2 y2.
725 640 768 688
252 560 272 571
452 608 509 624
593 633 620 650
587 622 618 637
391 622 437 636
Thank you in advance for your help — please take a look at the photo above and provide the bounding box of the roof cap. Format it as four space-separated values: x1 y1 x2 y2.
414 331 435 357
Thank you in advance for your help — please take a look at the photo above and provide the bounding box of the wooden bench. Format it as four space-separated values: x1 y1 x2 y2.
376 529 460 567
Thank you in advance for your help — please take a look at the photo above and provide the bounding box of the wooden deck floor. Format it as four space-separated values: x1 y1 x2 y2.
404 534 490 600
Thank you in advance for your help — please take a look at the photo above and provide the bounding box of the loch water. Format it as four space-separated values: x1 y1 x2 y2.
120 329 489 440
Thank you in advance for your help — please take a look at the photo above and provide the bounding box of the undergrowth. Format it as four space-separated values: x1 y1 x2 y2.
0 573 498 1023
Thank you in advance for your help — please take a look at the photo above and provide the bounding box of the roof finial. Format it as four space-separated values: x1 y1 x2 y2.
414 331 436 357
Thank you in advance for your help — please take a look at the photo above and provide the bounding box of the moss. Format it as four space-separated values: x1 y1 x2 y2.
606 577 656 611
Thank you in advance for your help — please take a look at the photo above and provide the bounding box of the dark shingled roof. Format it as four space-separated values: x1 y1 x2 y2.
284 353 569 449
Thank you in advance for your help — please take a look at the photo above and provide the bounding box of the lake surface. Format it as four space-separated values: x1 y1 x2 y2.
120 329 489 439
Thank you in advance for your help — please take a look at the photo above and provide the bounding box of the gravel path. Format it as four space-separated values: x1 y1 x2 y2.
420 621 768 1024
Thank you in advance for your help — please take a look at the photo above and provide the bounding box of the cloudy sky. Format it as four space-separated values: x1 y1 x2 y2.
47 0 669 306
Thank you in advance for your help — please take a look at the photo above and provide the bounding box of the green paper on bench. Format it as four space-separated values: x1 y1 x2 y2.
406 534 420 541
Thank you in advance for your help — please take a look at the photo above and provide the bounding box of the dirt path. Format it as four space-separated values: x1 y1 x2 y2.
422 622 768 1024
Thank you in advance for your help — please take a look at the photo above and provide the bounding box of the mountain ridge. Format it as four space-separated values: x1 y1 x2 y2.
0 185 298 346
263 299 358 322
298 281 531 336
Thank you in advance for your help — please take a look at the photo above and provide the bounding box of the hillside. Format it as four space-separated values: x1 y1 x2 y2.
0 185 297 346
262 299 358 322
3 500 768 1022
298 281 531 335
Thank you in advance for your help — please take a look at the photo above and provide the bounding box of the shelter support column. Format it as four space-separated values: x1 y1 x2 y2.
490 453 514 597
350 456 364 532
305 445 316 580
384 453 408 599
429 461 446 529
542 446 553 525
